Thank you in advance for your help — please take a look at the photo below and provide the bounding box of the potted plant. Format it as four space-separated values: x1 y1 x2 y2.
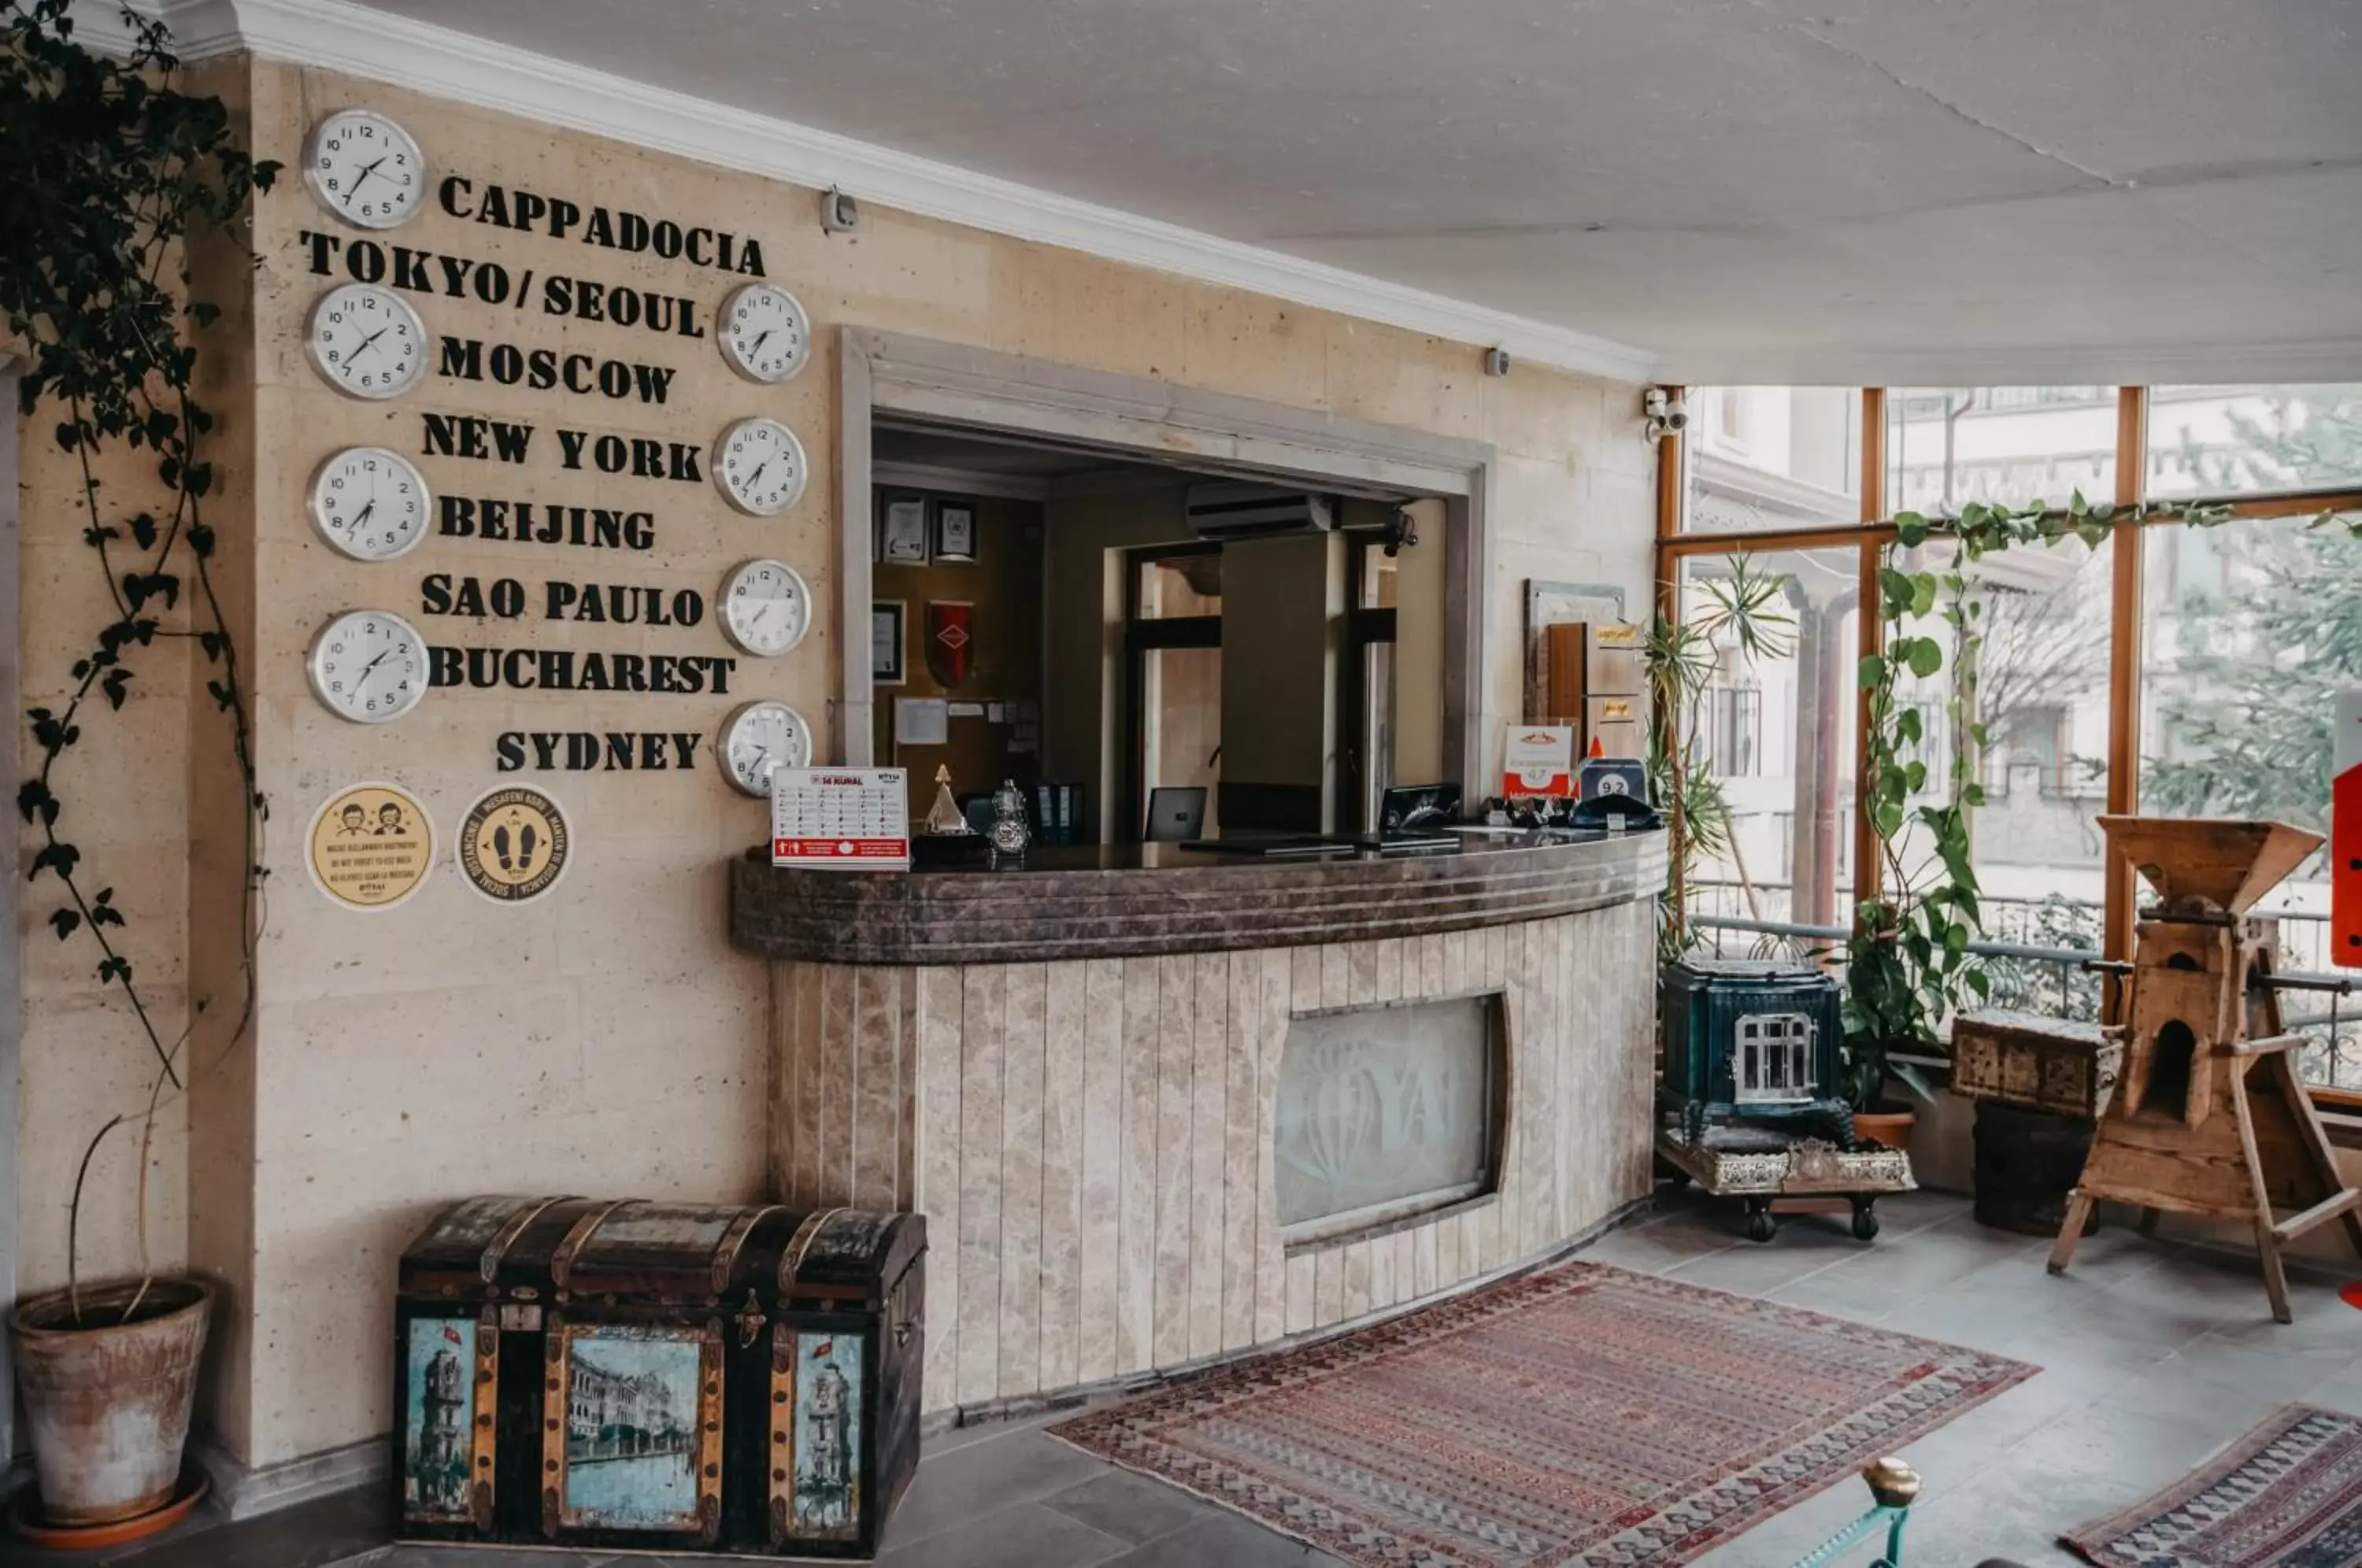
4 2 274 1540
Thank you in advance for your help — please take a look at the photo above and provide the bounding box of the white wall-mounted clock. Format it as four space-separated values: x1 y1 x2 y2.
302 109 427 230
309 447 431 562
308 608 429 724
306 283 427 401
711 417 808 516
720 701 813 797
719 558 813 657
716 282 812 384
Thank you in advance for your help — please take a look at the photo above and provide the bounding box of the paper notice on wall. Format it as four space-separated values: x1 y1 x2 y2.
2335 690 2361 965
1502 724 1577 797
894 697 950 746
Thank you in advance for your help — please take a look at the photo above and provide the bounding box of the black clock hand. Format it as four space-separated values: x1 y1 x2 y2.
350 498 377 530
749 328 772 354
346 327 389 364
342 156 387 205
746 458 770 490
354 647 393 688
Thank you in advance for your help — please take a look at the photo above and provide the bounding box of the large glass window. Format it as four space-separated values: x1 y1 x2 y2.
1684 386 1861 533
1886 386 2118 515
1675 549 1857 936
2145 385 2362 499
2140 512 2361 1085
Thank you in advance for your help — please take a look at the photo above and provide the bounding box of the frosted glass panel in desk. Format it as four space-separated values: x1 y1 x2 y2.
1275 995 1498 1237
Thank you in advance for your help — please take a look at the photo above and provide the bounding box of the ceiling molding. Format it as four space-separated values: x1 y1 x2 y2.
78 0 1659 386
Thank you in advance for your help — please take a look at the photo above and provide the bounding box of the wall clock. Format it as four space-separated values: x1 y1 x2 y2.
302 109 427 229
308 608 429 724
717 282 813 384
306 283 428 401
719 558 812 657
309 446 431 561
720 701 813 797
711 417 807 516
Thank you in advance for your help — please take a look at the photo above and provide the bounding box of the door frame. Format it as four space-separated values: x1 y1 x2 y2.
835 328 1496 804
2 357 21 1470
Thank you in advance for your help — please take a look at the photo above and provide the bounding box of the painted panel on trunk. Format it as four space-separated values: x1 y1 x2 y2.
561 1326 705 1532
403 1316 476 1522
792 1330 864 1539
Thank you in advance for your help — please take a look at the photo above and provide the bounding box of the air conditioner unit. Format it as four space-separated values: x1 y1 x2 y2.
1183 483 1335 540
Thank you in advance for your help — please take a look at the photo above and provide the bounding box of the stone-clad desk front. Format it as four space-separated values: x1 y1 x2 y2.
729 834 1666 1418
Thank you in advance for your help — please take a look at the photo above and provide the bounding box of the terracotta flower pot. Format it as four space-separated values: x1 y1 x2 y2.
12 1278 211 1525
1851 1105 1917 1153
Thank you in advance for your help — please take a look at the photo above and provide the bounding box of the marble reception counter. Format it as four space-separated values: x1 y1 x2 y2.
729 833 1667 1417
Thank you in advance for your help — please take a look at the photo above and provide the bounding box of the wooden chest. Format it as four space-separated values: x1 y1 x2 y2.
393 1197 924 1560
1949 1010 2120 1120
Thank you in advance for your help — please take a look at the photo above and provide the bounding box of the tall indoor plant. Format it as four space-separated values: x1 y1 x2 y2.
3 0 273 1533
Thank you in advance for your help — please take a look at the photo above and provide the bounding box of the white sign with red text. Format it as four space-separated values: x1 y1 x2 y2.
1503 724 1578 797
772 767 911 871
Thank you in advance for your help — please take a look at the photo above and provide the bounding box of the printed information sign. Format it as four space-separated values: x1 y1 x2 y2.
772 767 911 871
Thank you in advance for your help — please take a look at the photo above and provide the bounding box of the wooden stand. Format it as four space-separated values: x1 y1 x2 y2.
2048 818 2362 1323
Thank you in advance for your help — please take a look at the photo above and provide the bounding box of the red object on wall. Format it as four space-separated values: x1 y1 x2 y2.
927 600 972 688
2335 761 2360 966
2338 693 2362 969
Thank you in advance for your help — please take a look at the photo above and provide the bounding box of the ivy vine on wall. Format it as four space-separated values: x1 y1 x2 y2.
2 0 277 1311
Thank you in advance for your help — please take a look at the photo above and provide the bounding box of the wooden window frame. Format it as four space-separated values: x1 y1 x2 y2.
1655 385 2362 1087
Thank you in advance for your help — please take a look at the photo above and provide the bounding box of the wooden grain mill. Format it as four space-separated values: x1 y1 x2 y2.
2048 817 2362 1322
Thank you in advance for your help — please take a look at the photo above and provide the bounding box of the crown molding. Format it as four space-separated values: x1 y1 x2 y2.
76 0 1658 386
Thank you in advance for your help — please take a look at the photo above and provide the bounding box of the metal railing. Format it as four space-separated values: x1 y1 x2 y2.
1688 883 2360 1091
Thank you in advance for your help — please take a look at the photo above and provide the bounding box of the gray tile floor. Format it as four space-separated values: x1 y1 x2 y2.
18 1190 2359 1568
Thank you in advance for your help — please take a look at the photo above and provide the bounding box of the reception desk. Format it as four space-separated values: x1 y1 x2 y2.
728 832 1666 1418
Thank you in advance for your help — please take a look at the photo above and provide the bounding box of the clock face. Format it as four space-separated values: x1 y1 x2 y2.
717 283 812 384
308 609 429 724
309 447 431 561
720 558 812 657
711 417 807 516
306 284 428 401
302 109 426 229
721 701 813 797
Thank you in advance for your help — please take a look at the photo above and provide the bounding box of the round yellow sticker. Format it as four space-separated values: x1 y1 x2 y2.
305 782 435 911
457 785 572 903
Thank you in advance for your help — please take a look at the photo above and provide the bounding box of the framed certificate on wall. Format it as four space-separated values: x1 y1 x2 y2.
932 500 976 563
878 495 927 563
872 601 906 685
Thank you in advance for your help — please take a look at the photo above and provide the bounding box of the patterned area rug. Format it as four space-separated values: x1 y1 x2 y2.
2065 1404 2362 1567
1052 1260 2035 1567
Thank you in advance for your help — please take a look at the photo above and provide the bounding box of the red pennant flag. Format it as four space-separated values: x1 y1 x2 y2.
809 1340 833 1359
443 1325 464 1346
926 601 972 689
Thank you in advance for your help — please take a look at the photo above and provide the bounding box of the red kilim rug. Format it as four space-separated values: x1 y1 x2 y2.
2065 1404 2362 1567
1052 1260 2036 1567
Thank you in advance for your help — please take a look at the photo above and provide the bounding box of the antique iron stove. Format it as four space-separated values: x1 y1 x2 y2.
1659 957 1849 1145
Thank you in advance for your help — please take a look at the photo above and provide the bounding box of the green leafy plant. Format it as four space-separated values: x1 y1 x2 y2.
1647 553 1796 963
2 0 276 1316
1838 491 2356 1109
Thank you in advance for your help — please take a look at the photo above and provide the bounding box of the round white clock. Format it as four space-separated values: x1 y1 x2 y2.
308 608 429 724
309 447 431 561
720 701 813 797
711 417 807 516
306 283 428 401
302 109 427 229
716 283 813 384
719 558 812 657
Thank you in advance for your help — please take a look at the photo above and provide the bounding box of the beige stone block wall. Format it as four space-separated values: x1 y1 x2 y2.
17 50 1656 1474
775 899 1658 1417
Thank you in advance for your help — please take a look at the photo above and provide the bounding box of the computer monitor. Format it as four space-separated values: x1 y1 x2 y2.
1378 782 1462 837
1145 786 1207 842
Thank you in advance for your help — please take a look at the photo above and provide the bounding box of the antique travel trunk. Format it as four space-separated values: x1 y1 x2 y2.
393 1197 924 1560
1949 1008 2120 1119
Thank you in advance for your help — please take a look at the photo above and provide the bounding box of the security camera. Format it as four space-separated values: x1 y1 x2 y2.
820 187 861 235
1642 387 1690 443
1381 505 1420 557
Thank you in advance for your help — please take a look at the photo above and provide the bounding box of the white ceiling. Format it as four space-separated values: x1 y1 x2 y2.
336 0 2362 384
